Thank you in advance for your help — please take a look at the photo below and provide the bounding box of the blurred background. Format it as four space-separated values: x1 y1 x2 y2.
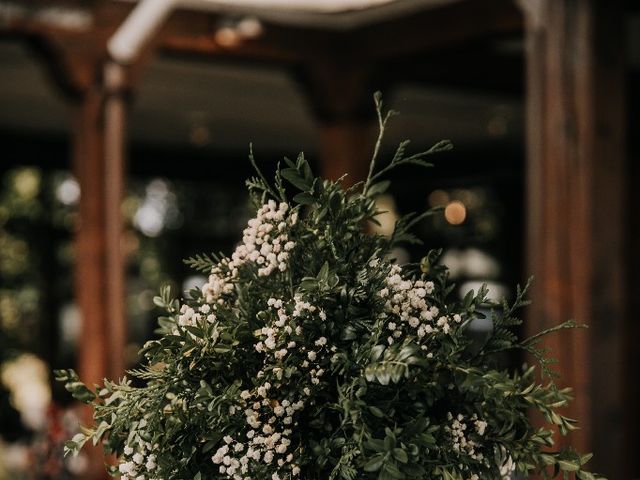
0 0 637 478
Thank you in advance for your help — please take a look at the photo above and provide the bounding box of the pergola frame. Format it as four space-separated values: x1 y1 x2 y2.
0 0 633 477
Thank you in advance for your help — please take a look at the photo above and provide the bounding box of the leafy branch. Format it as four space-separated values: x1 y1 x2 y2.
363 92 453 197
246 143 286 203
184 252 219 273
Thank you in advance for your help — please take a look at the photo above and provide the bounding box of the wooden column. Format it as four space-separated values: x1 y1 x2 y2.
71 84 111 480
72 65 128 386
318 123 374 186
71 66 128 478
103 62 127 379
299 61 377 187
34 33 130 386
72 85 110 389
521 0 627 477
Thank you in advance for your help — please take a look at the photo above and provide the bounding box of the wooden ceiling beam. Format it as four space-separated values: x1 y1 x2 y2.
3 0 523 72
157 0 523 63
2 2 133 94
347 0 522 60
157 9 329 63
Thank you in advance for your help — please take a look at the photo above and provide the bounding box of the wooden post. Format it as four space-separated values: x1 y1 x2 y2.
33 36 130 383
103 62 128 379
299 61 377 187
72 85 110 390
70 63 128 478
318 123 374 186
71 64 128 382
71 84 111 480
521 0 627 477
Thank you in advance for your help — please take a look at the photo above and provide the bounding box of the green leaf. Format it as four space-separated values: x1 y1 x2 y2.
383 462 405 479
92 421 110 445
577 472 597 480
293 192 316 205
392 448 408 463
369 406 385 418
367 180 391 197
558 459 580 471
579 453 593 465
383 433 396 450
184 253 217 273
363 454 385 472
364 438 385 452
64 381 96 404
281 168 310 191
318 262 329 282
402 463 425 477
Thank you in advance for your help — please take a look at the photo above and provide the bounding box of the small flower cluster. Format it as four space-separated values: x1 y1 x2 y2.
212 295 330 480
202 201 297 305
445 412 486 462
497 446 516 480
211 391 304 480
378 264 462 347
234 201 297 278
174 302 220 343
256 295 330 393
177 302 216 329
117 434 158 480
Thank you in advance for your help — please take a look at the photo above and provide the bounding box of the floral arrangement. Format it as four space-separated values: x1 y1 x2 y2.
56 95 603 480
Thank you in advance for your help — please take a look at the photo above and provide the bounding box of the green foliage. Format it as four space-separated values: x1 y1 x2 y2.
56 94 604 480
183 253 220 274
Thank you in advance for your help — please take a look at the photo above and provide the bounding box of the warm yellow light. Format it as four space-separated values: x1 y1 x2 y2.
372 194 399 237
14 168 41 200
214 27 241 47
444 201 466 225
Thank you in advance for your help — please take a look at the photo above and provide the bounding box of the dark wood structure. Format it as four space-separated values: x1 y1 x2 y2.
522 2 628 477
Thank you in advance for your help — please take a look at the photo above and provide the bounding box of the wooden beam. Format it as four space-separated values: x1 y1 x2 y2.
522 0 627 477
158 9 324 63
5 1 523 70
349 0 522 60
158 3 523 66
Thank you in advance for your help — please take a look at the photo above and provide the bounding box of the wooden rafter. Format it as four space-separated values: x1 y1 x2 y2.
2 0 523 69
